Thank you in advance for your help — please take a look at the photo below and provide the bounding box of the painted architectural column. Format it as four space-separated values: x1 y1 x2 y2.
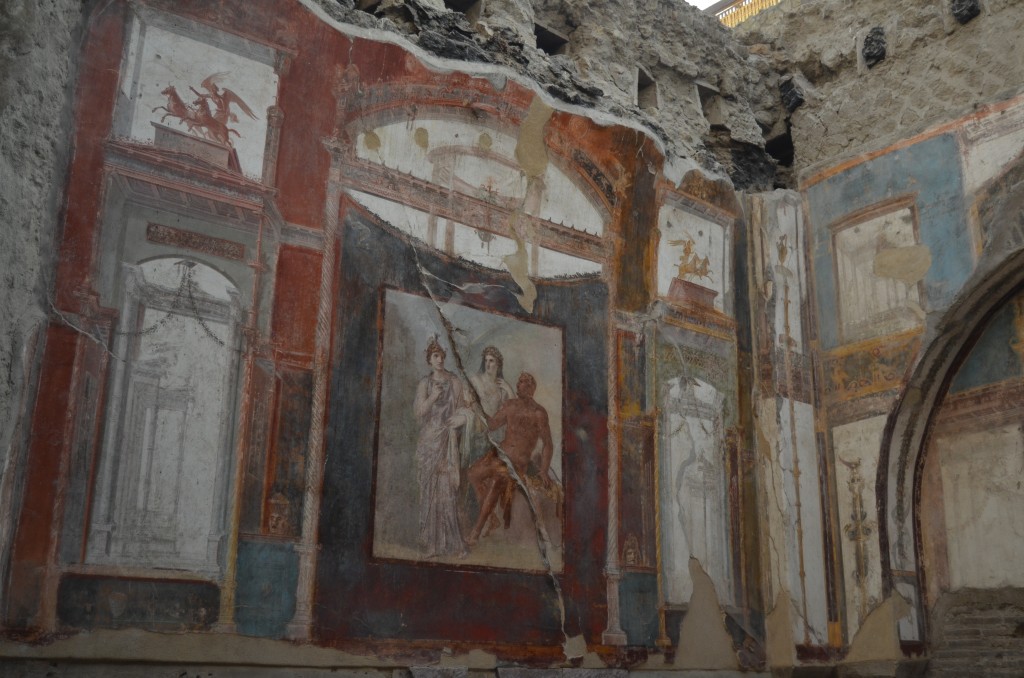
286 167 343 640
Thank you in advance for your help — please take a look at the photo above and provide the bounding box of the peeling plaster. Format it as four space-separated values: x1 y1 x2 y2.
437 648 500 669
873 245 932 285
364 129 382 151
674 557 739 670
503 236 537 313
844 594 910 663
414 127 430 150
765 590 796 669
514 98 554 180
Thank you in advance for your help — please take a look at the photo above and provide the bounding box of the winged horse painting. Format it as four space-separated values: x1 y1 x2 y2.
153 72 258 147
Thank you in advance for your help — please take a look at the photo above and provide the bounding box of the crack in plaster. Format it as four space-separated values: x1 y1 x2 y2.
412 248 575 661
752 396 823 642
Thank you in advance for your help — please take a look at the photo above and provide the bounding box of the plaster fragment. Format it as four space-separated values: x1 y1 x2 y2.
845 593 911 662
674 557 739 670
515 98 553 179
502 235 537 313
765 590 796 669
873 245 932 284
414 127 430 149
364 130 382 151
562 633 587 660
438 648 497 669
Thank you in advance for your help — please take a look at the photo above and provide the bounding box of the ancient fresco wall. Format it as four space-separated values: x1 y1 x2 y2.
921 290 1024 598
789 90 1024 654
10 0 1024 673
0 0 764 671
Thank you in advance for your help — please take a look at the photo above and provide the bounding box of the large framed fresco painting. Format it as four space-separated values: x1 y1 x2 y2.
372 289 564 572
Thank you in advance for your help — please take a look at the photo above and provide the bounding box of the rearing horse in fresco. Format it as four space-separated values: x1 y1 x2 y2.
153 85 204 136
152 74 256 148
190 93 239 147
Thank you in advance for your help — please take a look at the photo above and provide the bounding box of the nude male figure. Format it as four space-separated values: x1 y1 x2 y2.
466 372 553 546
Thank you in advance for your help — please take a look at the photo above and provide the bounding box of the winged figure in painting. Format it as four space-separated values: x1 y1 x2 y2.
195 73 258 128
668 236 713 283
154 72 258 148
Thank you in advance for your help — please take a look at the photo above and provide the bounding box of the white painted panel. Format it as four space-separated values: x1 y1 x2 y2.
122 23 278 178
349 190 433 245
656 204 728 312
355 119 606 235
769 199 806 352
938 424 1024 589
452 222 518 269
832 415 887 638
835 207 923 343
661 378 732 606
535 247 601 278
778 399 828 644
961 96 1024 195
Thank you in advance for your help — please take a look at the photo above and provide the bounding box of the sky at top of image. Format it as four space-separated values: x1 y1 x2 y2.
686 0 720 8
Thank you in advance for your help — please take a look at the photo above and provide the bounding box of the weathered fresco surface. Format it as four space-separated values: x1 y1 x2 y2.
0 0 761 665
796 92 1024 651
4 0 1024 673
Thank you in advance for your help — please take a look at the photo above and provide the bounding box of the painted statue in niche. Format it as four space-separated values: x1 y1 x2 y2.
656 204 730 313
660 375 731 605
373 289 564 571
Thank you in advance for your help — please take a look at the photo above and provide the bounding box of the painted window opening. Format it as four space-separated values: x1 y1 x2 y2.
833 205 925 344
86 258 243 576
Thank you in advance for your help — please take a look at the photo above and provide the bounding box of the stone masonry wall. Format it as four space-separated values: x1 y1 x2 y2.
531 0 780 188
314 0 783 189
928 589 1024 677
0 0 86 548
737 0 1024 177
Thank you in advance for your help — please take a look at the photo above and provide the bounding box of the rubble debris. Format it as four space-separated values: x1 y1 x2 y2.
862 27 886 68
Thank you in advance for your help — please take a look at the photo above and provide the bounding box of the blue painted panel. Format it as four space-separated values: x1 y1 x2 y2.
951 293 1024 392
236 539 299 638
619 572 659 647
805 134 971 349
